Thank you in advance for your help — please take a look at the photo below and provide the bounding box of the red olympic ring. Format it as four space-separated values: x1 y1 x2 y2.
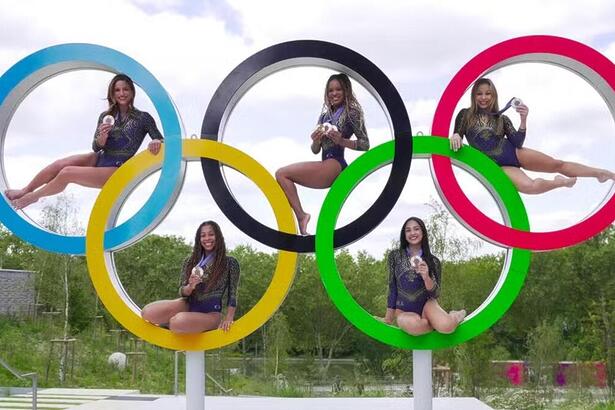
431 35 615 251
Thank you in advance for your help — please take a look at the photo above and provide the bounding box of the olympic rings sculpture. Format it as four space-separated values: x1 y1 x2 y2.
1 35 614 351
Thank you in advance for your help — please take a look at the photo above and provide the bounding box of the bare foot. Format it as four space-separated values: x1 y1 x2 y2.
12 193 38 210
4 188 28 200
555 175 576 188
597 171 615 183
450 309 467 324
298 213 311 236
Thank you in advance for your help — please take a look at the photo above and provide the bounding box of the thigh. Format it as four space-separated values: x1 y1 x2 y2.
171 311 222 332
57 152 98 167
280 160 342 188
62 166 117 188
502 166 534 188
516 147 558 172
141 298 188 324
422 299 450 326
395 310 422 326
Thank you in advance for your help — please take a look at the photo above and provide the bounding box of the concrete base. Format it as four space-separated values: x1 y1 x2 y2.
70 396 493 409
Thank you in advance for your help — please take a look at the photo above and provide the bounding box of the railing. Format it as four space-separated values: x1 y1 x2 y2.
174 351 232 395
0 357 37 410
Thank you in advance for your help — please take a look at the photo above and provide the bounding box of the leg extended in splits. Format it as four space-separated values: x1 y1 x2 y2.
7 152 117 209
507 147 615 194
275 159 341 235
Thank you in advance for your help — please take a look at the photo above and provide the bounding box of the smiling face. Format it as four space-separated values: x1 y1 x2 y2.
475 83 494 111
200 224 216 253
404 219 423 248
327 79 345 109
113 80 134 108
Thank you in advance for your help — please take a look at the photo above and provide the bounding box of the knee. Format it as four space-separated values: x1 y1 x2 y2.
141 305 155 323
56 166 80 182
275 168 287 183
434 317 458 334
551 159 565 173
398 316 427 336
169 313 189 333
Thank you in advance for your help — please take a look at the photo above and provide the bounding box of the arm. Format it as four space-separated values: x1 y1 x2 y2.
384 251 398 324
348 108 369 151
450 109 466 151
92 113 109 152
420 256 441 299
220 257 240 331
502 115 526 148
311 128 324 154
144 112 163 155
178 258 200 297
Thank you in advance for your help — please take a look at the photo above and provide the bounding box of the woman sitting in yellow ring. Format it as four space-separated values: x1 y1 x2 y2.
141 221 240 333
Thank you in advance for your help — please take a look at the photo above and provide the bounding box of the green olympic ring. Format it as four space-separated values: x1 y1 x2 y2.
315 136 531 350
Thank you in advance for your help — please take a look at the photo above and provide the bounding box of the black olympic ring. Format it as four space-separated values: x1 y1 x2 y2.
201 40 412 252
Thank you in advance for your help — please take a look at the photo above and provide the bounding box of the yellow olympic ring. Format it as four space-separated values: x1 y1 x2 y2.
86 139 298 350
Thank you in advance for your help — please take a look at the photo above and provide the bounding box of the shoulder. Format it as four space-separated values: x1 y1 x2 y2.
225 256 240 270
500 114 513 123
387 249 403 263
429 254 442 269
456 108 469 118
348 106 364 121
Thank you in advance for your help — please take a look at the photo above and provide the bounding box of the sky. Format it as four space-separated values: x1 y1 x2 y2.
1 0 615 260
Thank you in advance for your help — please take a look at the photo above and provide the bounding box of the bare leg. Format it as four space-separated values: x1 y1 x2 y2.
141 298 188 325
169 311 222 334
395 310 432 336
5 152 98 200
517 147 615 182
422 299 464 334
275 159 341 235
12 165 117 209
503 166 576 195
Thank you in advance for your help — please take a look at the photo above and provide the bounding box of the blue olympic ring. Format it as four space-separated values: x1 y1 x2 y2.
0 44 183 255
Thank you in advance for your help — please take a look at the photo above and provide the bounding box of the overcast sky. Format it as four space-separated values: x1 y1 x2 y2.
1 0 615 260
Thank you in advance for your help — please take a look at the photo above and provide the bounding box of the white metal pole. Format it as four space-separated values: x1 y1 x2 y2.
186 351 205 410
413 350 433 410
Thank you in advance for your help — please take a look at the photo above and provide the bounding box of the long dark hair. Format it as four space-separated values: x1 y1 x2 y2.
462 77 504 135
183 221 227 292
105 73 136 116
399 216 437 272
321 73 364 129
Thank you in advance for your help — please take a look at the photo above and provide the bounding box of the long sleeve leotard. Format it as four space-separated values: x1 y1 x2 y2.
454 108 525 167
179 256 240 314
315 106 369 169
387 249 441 315
92 108 163 167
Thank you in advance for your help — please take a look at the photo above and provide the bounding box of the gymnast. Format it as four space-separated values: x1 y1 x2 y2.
141 221 240 333
275 73 370 235
5 73 163 209
381 217 466 336
450 77 615 194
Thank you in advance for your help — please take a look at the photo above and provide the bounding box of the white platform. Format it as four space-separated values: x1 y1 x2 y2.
69 396 493 410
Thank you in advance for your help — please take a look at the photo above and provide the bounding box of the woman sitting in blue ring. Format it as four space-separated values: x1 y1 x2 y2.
451 77 615 194
141 221 240 333
381 217 466 336
275 73 370 235
5 74 163 209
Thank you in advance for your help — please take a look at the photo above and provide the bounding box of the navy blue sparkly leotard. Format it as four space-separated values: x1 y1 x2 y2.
179 255 240 314
92 108 163 167
387 249 441 315
454 108 525 167
316 105 369 170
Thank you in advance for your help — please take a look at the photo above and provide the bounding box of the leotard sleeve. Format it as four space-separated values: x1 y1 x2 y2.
386 251 398 309
92 113 105 152
426 256 441 299
502 115 525 148
225 257 241 308
349 108 369 151
454 109 467 139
